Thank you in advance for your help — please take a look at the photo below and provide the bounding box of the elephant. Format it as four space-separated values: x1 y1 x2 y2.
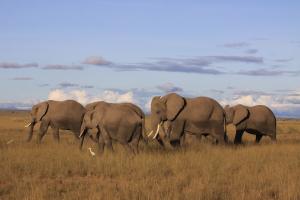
25 100 86 148
224 104 276 144
148 93 227 148
79 101 145 154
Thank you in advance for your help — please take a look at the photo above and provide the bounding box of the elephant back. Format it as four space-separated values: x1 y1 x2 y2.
121 103 145 119
85 101 108 111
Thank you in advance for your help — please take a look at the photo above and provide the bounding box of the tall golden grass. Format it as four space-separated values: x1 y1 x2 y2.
0 111 300 200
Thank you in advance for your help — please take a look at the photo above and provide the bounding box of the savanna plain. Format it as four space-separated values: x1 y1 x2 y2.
0 110 300 200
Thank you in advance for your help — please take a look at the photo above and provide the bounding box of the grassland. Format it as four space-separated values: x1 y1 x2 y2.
0 110 300 200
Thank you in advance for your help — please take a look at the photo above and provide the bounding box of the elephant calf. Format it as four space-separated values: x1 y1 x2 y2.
25 100 86 148
80 101 145 154
224 104 276 144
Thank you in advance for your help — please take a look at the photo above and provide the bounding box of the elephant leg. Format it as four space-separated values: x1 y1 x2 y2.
234 130 244 144
130 140 139 154
121 142 135 154
255 134 263 143
130 125 142 154
95 130 104 154
101 127 113 152
105 139 113 152
98 138 105 154
26 124 35 142
37 121 49 143
161 120 183 149
180 133 186 147
159 130 174 150
156 137 165 147
270 133 277 143
197 134 204 142
210 126 225 145
52 127 60 143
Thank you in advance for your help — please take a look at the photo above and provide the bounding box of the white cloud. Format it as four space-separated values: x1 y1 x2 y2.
48 89 135 105
156 82 183 93
229 95 273 106
91 90 135 103
145 98 152 112
48 89 72 102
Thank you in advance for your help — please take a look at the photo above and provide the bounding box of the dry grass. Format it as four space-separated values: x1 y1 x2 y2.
0 111 300 200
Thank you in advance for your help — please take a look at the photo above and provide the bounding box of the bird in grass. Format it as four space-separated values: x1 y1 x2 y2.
6 139 14 144
88 147 96 156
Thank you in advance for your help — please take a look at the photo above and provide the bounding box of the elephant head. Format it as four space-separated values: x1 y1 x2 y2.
80 110 98 137
224 105 249 126
25 101 49 141
149 93 185 141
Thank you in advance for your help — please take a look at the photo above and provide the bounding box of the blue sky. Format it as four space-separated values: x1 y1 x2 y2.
0 0 300 117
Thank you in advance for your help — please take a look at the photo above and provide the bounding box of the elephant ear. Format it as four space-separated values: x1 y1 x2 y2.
85 101 100 111
151 96 161 105
233 105 249 125
150 96 162 111
85 110 96 128
89 110 100 128
165 93 185 121
36 102 49 121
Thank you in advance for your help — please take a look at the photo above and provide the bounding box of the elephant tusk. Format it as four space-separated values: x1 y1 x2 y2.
79 130 85 138
147 130 153 137
152 123 161 139
25 122 32 128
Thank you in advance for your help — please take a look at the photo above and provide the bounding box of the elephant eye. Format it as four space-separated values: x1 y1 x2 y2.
156 110 160 114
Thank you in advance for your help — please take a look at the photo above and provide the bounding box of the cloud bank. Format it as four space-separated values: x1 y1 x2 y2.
0 62 38 69
156 82 183 93
42 64 83 70
11 77 33 80
83 55 264 75
48 89 135 105
220 42 250 48
1 87 300 118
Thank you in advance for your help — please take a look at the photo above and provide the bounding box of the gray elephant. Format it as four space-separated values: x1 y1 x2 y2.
79 101 145 154
224 104 276 144
25 100 86 148
148 93 227 148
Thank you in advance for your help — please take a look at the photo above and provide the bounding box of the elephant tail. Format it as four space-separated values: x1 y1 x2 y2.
140 116 149 145
272 118 277 141
223 113 228 143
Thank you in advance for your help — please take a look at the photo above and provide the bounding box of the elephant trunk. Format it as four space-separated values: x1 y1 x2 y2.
149 117 161 137
140 117 149 144
149 119 174 150
79 124 86 138
158 124 174 150
25 119 36 142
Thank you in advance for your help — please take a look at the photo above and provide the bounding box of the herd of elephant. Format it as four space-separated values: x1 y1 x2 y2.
24 93 277 154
